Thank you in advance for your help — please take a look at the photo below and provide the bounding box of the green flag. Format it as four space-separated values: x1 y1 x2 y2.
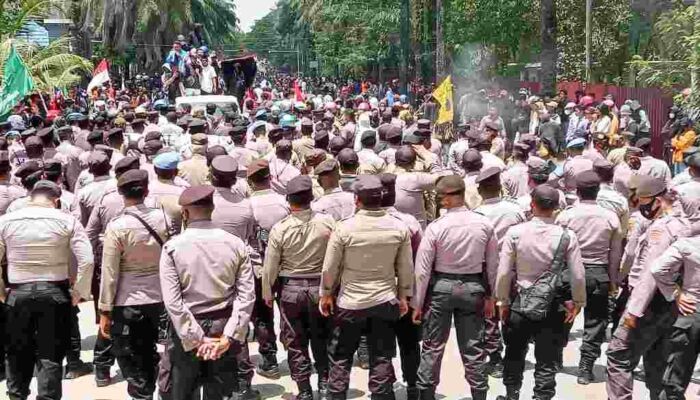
0 45 34 120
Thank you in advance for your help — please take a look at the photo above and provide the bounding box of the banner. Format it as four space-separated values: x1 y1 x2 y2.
87 59 110 93
0 45 34 120
432 75 454 125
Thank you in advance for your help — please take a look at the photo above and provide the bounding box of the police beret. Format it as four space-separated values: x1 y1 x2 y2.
107 127 123 138
416 119 431 129
287 175 313 195
143 139 163 155
36 127 53 138
31 180 61 198
436 175 465 195
87 130 104 143
211 155 238 177
314 130 329 142
178 185 215 206
20 128 36 138
625 146 643 156
43 158 62 174
476 166 501 184
305 149 327 166
360 130 376 144
15 160 42 179
415 128 432 139
131 118 146 126
567 137 586 149
56 125 72 137
396 146 417 165
379 173 396 187
276 139 292 151
635 175 666 198
189 119 206 129
153 152 180 170
117 169 148 189
176 118 189 127
191 133 208 146
575 170 601 189
593 159 614 173
94 144 113 159
403 133 423 145
314 159 338 176
24 136 43 149
686 153 700 168
352 174 383 196
462 149 482 166
144 131 162 142
532 185 560 208
88 151 111 169
329 136 347 153
386 126 403 141
247 159 270 179
337 148 359 165
635 138 651 150
230 125 247 137
114 156 140 176
484 121 500 132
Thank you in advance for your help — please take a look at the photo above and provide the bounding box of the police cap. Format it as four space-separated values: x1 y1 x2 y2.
286 175 313 195
395 146 417 165
31 180 61 198
114 155 140 176
337 148 359 165
436 175 465 195
178 185 215 207
635 175 666 198
247 159 270 179
117 169 148 189
532 185 559 210
43 159 62 174
462 148 482 166
476 166 501 184
575 170 601 189
15 160 42 179
211 155 238 178
314 159 338 176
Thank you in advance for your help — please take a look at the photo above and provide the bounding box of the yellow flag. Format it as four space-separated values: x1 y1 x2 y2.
432 75 453 125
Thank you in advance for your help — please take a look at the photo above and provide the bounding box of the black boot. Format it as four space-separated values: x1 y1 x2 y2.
95 367 111 387
576 359 595 385
357 337 370 370
296 380 314 400
237 380 262 400
406 385 419 400
255 355 280 379
495 386 520 400
487 352 504 378
553 350 564 372
318 374 329 400
64 360 93 380
370 393 396 400
471 390 487 400
418 388 436 400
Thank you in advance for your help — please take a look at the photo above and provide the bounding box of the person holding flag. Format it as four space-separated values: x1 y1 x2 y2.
0 45 34 121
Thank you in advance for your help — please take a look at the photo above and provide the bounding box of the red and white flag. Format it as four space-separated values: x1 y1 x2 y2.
87 59 110 93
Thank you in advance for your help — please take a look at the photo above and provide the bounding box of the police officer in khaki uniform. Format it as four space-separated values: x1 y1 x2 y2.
412 175 498 400
474 167 526 378
495 185 586 400
72 151 115 226
98 169 169 399
146 152 186 235
337 149 359 192
649 223 700 400
606 175 693 400
0 181 94 400
555 170 623 384
178 132 209 186
321 175 413 400
262 175 335 400
160 185 257 400
311 159 356 221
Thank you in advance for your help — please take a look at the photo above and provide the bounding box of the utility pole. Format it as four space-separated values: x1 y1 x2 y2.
585 0 593 83
435 0 445 80
399 0 409 96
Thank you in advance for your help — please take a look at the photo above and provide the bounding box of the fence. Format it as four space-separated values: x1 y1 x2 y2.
521 81 675 158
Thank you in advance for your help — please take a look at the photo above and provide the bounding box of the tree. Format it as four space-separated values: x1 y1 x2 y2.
540 0 556 94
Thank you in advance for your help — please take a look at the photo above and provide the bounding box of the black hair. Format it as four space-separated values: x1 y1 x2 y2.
287 190 314 208
577 186 599 201
118 184 147 200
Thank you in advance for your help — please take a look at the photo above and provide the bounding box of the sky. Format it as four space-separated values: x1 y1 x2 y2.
235 0 277 33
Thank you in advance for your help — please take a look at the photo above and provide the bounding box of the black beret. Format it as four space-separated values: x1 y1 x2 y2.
15 160 42 179
396 146 417 165
329 136 347 152
211 155 238 177
436 175 465 195
379 173 396 187
147 111 159 118
402 133 423 144
43 159 62 174
107 127 124 138
314 159 338 176
286 175 313 195
56 126 73 137
337 148 359 165
276 139 292 152
247 159 270 179
114 155 140 176
36 127 53 138
360 130 376 144
230 125 247 137
144 131 162 142
314 130 329 142
352 174 383 197
88 130 104 143
575 170 601 189
476 166 501 184
416 119 431 129
268 127 283 142
88 151 111 169
31 180 61 198
178 185 215 206
189 119 206 128
462 149 482 165
532 185 560 209
593 159 614 174
117 169 148 189
386 126 402 141
414 128 432 140
143 139 163 155
20 128 37 138
527 157 550 175
635 138 651 150
131 118 146 126
94 144 114 159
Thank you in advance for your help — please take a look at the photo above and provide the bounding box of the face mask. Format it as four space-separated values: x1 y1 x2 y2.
639 197 659 220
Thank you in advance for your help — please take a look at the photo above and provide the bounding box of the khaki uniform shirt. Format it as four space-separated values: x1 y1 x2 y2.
560 155 594 192
177 154 209 186
597 183 630 236
378 146 399 166
268 157 301 195
474 197 526 250
502 161 529 199
357 148 386 175
0 203 94 299
639 155 672 188
651 233 700 303
99 204 169 311
229 145 259 175
212 186 255 241
495 216 587 307
321 209 413 310
0 182 27 215
262 209 335 300
311 188 356 221
556 200 623 283
160 220 255 351
394 169 436 228
145 178 185 235
413 207 499 311
72 176 116 226
292 136 315 161
463 172 483 210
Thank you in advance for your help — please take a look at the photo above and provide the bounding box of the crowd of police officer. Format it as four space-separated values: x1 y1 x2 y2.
0 102 698 400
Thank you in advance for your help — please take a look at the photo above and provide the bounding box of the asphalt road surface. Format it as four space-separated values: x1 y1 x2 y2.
2 302 698 399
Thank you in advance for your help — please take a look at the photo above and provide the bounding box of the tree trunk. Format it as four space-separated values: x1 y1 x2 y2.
540 0 557 95
435 0 445 81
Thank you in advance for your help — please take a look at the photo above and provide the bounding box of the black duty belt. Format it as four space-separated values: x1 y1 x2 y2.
434 272 483 282
280 276 321 286
194 306 233 320
8 280 69 290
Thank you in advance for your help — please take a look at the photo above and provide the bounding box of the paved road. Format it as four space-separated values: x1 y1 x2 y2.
2 302 698 399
